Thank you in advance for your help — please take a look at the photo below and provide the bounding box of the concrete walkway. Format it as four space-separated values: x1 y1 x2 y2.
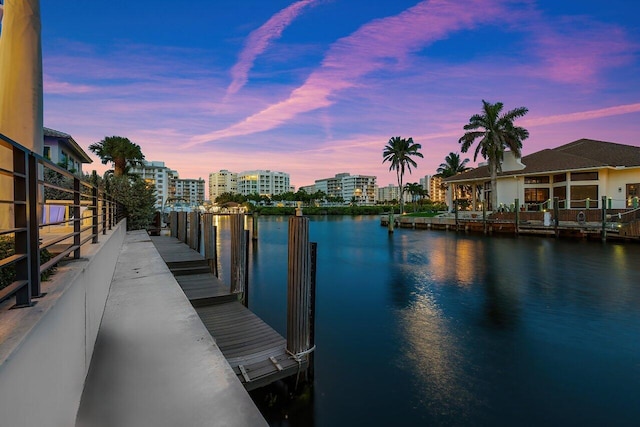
76 231 267 427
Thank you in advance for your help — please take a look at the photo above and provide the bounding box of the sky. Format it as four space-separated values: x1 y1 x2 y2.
36 0 640 189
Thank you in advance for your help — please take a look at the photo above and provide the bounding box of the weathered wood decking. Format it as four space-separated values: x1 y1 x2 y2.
150 235 304 391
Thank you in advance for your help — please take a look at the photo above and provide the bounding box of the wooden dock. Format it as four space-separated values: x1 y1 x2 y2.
150 235 305 391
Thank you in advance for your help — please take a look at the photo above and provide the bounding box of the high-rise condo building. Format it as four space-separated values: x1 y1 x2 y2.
129 160 179 209
209 170 238 201
236 170 290 197
314 173 377 204
174 178 206 207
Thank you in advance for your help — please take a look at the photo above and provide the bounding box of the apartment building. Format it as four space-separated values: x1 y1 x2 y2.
174 178 206 207
129 160 179 209
236 170 290 197
315 173 377 204
209 170 237 201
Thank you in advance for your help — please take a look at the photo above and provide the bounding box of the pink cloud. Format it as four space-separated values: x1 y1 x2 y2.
44 74 94 94
187 0 507 147
226 0 319 96
523 103 640 127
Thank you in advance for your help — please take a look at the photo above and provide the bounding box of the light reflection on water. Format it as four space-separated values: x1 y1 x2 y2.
210 215 640 426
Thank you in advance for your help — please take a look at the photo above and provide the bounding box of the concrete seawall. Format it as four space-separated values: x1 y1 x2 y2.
0 221 126 427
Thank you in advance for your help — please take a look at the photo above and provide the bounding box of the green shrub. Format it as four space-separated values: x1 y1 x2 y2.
0 236 57 291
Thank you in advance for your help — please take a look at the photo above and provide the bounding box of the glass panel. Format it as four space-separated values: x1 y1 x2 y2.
525 176 550 184
553 173 566 183
570 185 598 208
571 171 598 181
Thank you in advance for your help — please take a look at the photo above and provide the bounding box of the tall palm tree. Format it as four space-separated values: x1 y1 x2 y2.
436 152 470 178
459 100 529 210
382 136 423 214
404 182 424 212
89 136 145 177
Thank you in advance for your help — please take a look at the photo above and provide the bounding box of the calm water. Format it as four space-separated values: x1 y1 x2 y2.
212 215 640 426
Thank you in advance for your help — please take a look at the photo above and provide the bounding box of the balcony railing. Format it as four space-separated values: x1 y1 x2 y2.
0 133 123 308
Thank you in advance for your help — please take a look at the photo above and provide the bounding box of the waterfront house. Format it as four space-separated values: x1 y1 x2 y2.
43 127 92 176
443 139 640 211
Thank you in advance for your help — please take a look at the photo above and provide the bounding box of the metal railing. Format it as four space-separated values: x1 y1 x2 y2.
0 133 123 308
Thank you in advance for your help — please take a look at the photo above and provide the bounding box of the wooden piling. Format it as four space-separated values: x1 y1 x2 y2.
286 214 313 367
177 212 187 243
203 214 218 277
188 211 199 250
553 197 560 237
601 195 607 242
308 241 317 380
514 198 520 235
230 213 247 295
243 230 250 307
252 211 259 240
454 200 459 231
170 211 178 238
482 200 487 234
388 212 394 233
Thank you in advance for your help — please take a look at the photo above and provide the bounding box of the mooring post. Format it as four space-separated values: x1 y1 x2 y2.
287 208 314 375
308 241 317 380
601 195 607 242
230 213 247 295
388 211 394 233
188 211 199 250
203 216 219 277
514 198 520 235
482 199 487 234
243 229 250 307
553 197 560 237
169 211 178 237
177 211 187 243
252 211 259 240
454 199 459 231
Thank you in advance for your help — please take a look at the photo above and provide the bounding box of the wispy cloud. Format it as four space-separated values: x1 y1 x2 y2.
44 74 95 94
524 103 640 126
187 0 507 147
525 17 634 85
226 0 319 97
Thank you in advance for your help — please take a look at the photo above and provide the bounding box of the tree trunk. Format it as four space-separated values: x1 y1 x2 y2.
490 162 498 211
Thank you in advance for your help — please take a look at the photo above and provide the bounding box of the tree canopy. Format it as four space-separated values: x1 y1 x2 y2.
382 136 423 214
458 100 528 209
89 136 145 177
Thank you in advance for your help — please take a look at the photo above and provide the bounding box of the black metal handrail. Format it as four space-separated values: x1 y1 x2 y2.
0 132 122 308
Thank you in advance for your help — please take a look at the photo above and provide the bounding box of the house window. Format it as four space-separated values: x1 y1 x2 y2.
553 173 566 183
524 188 549 210
570 185 598 208
525 176 550 184
553 186 567 208
44 146 51 160
627 184 639 199
571 171 598 181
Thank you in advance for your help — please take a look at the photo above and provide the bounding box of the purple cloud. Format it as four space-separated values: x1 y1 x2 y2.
187 0 507 147
226 0 319 96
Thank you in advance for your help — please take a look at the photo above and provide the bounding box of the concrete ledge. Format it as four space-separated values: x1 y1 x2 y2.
0 221 127 427
76 231 267 427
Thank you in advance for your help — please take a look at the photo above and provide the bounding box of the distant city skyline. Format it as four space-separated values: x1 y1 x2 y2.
39 0 640 188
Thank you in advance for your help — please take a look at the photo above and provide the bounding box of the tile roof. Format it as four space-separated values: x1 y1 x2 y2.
445 138 640 183
43 126 93 163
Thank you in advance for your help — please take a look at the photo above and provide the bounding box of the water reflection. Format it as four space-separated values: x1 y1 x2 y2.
211 216 640 426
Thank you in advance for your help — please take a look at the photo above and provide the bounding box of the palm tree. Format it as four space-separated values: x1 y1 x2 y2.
382 136 423 214
436 152 470 178
404 182 424 212
89 136 145 177
459 100 529 210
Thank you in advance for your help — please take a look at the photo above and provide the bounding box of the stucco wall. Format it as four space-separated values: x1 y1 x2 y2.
0 221 126 427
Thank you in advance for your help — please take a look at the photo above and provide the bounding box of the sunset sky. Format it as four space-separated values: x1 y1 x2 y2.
40 0 640 189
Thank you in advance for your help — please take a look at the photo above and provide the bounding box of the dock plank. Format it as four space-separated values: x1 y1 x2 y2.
150 234 305 390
